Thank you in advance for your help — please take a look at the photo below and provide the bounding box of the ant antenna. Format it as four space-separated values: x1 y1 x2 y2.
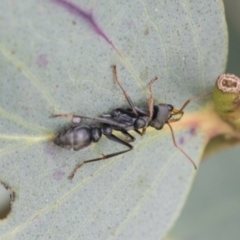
172 91 212 115
167 122 197 169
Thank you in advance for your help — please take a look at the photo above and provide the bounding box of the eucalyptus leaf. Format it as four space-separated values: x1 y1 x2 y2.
0 0 227 239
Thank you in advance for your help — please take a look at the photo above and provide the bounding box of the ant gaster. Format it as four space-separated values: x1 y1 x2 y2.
53 66 211 179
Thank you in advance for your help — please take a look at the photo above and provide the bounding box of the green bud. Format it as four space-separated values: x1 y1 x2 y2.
213 74 240 130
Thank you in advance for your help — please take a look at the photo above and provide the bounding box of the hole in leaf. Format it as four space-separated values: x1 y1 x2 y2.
0 182 15 219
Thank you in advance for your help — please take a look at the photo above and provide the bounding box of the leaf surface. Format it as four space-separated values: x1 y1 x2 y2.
0 0 227 239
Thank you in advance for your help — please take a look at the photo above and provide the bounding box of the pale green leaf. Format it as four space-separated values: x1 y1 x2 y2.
0 0 227 239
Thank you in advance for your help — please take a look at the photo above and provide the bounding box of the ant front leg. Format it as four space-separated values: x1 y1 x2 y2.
147 76 158 120
142 76 158 135
51 113 82 124
112 65 138 117
168 115 183 123
166 122 197 169
120 129 136 142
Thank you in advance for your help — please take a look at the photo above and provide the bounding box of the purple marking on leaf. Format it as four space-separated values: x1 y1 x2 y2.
189 127 196 136
179 136 185 145
36 54 48 68
53 169 65 181
44 144 59 162
51 0 117 50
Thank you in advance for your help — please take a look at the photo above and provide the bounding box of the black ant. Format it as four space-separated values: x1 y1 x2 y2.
52 66 211 179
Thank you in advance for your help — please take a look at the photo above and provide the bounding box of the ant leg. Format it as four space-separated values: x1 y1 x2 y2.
112 65 138 117
168 114 184 123
68 134 133 180
51 113 82 124
51 113 73 118
147 76 158 119
134 129 143 136
52 113 128 129
165 92 211 167
166 122 197 169
120 130 136 142
142 76 158 135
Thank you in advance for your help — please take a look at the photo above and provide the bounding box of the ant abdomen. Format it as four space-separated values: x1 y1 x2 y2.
54 126 102 151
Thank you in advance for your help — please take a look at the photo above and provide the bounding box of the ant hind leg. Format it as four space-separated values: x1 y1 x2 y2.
51 113 82 124
68 132 133 180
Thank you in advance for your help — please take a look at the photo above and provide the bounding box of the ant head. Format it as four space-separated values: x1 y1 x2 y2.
149 104 174 130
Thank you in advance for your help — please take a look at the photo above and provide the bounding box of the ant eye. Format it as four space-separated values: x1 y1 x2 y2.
167 104 174 111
